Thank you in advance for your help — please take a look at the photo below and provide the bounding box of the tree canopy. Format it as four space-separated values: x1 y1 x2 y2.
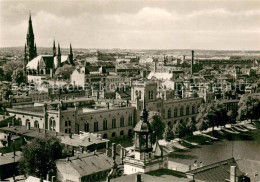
19 136 62 179
55 64 75 80
237 94 260 122
148 111 165 143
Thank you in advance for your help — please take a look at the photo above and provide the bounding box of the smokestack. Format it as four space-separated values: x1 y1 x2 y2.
191 50 194 75
230 166 237 182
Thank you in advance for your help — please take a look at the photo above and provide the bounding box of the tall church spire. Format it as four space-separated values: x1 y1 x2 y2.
69 43 74 65
26 12 37 61
53 39 56 56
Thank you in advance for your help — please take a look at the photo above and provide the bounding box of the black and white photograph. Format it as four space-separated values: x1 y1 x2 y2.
0 0 260 181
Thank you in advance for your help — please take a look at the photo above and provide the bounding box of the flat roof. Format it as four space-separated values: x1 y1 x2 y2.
0 151 22 165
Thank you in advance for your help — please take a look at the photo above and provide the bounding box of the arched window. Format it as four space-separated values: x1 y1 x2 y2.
174 108 178 117
103 133 108 139
192 105 195 114
26 119 30 128
120 117 124 127
128 115 133 126
180 107 184 116
84 123 89 132
120 130 124 136
49 117 56 131
168 108 171 118
186 106 190 115
112 118 116 128
103 120 107 130
34 121 39 128
17 118 22 126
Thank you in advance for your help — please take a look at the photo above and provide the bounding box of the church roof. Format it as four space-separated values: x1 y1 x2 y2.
26 55 53 70
54 55 69 68
26 55 69 70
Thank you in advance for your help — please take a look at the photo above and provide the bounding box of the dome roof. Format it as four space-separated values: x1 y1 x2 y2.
134 120 152 133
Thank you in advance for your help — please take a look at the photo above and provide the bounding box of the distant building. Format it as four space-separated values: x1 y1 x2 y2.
24 14 74 84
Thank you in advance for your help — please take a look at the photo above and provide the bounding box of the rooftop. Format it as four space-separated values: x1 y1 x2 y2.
56 152 113 177
0 151 22 165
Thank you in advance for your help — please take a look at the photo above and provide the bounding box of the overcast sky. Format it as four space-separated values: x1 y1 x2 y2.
1 0 260 50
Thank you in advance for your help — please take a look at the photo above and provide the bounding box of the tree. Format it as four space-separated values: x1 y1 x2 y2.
12 68 26 85
3 60 23 81
196 103 228 131
148 111 165 143
175 122 186 138
19 136 62 179
237 95 260 123
163 125 174 142
186 117 196 136
55 64 75 80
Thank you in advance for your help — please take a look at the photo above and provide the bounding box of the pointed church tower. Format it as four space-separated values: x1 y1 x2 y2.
26 13 37 61
57 43 61 68
53 39 56 57
69 43 74 65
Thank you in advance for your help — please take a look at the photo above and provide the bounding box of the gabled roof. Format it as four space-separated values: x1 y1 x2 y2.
56 153 113 178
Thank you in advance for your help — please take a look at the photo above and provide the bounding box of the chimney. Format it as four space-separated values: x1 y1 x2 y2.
8 123 10 128
191 50 194 75
112 143 116 161
136 174 142 182
230 166 237 182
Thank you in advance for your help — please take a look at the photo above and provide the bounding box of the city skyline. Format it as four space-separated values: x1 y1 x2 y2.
1 0 260 50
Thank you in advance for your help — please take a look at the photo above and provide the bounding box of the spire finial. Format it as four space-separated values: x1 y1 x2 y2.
70 42 73 54
58 43 61 55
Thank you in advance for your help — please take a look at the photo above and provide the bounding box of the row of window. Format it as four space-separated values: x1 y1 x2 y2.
167 105 197 118
83 115 134 132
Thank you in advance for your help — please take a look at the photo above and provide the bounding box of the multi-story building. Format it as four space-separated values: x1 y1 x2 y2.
7 98 136 139
130 80 203 128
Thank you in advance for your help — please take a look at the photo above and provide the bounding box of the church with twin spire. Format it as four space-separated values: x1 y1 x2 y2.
24 13 74 83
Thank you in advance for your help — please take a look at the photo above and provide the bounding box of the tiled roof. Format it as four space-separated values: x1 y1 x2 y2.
188 158 245 182
110 172 192 182
56 152 113 177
